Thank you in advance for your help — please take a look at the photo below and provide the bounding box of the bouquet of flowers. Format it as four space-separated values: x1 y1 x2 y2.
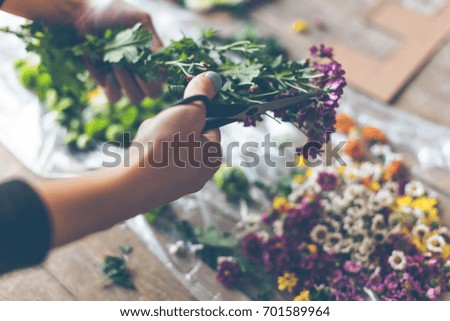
1 23 344 153
214 114 449 300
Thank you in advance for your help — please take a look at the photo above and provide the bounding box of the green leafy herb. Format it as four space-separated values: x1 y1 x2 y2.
120 245 134 254
1 22 345 152
102 255 135 289
213 166 252 202
194 226 237 249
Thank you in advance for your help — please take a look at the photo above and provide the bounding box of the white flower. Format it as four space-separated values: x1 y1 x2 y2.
405 181 425 197
359 237 376 255
218 256 237 264
344 184 366 201
310 224 328 244
385 153 403 165
345 217 365 235
352 251 370 266
412 208 425 219
426 234 446 253
370 144 390 157
324 232 343 253
237 214 261 233
372 230 388 244
343 167 360 184
374 189 395 207
339 239 354 254
256 231 270 243
388 250 407 270
412 224 430 239
371 214 386 232
273 220 284 236
382 181 399 194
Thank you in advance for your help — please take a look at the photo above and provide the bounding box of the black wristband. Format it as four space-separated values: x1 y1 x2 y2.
0 180 52 274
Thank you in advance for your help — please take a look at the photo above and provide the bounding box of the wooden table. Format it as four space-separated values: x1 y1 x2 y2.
1 0 449 300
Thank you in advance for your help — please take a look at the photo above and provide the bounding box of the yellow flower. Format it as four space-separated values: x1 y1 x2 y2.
278 272 298 293
306 244 317 254
273 196 288 211
397 195 413 208
442 244 450 259
412 237 427 253
292 20 309 33
294 290 310 301
337 166 346 176
293 175 305 184
87 87 101 101
306 169 313 178
370 181 381 192
422 207 440 226
296 156 307 168
412 197 437 213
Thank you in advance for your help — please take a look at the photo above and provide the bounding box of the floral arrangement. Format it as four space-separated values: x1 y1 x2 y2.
1 23 345 153
214 114 449 300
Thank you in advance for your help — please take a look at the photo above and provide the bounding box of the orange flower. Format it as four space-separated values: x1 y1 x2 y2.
335 114 356 134
361 177 371 187
384 160 408 181
344 139 365 160
361 126 387 144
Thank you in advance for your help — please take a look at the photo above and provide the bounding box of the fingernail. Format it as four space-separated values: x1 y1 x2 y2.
205 72 222 92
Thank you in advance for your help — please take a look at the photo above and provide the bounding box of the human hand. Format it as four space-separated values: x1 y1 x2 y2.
122 71 223 213
74 0 164 104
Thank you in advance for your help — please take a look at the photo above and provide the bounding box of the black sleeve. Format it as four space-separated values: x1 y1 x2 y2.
0 0 4 8
0 180 52 274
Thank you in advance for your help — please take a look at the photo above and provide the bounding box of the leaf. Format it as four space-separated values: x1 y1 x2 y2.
195 226 237 249
102 255 135 289
220 63 262 85
104 23 152 64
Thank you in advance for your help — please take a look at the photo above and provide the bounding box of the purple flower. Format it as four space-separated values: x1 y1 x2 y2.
367 272 384 293
300 195 321 218
261 208 280 225
317 172 338 191
241 233 264 261
426 287 441 300
309 44 334 59
216 257 241 288
343 261 361 274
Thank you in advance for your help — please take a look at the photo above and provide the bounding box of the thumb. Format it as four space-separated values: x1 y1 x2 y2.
135 72 222 140
184 71 223 101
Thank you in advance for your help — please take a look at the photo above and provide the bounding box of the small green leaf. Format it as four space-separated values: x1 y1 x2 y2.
104 23 152 64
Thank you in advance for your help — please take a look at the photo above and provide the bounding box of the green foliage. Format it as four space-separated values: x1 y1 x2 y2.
213 166 252 202
194 226 237 248
102 255 135 289
2 22 321 150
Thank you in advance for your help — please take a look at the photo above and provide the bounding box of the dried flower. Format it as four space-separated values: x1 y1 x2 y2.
216 257 241 288
241 233 264 261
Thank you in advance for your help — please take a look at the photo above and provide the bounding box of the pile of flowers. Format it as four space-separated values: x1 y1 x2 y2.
215 114 449 300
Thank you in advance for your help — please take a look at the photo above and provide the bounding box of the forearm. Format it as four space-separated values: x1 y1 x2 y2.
34 166 147 247
1 0 85 24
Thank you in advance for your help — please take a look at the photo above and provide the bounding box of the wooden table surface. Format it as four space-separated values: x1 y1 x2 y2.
0 0 449 300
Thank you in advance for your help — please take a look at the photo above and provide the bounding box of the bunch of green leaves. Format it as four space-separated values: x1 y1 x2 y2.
213 165 252 202
1 21 327 150
102 255 135 289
